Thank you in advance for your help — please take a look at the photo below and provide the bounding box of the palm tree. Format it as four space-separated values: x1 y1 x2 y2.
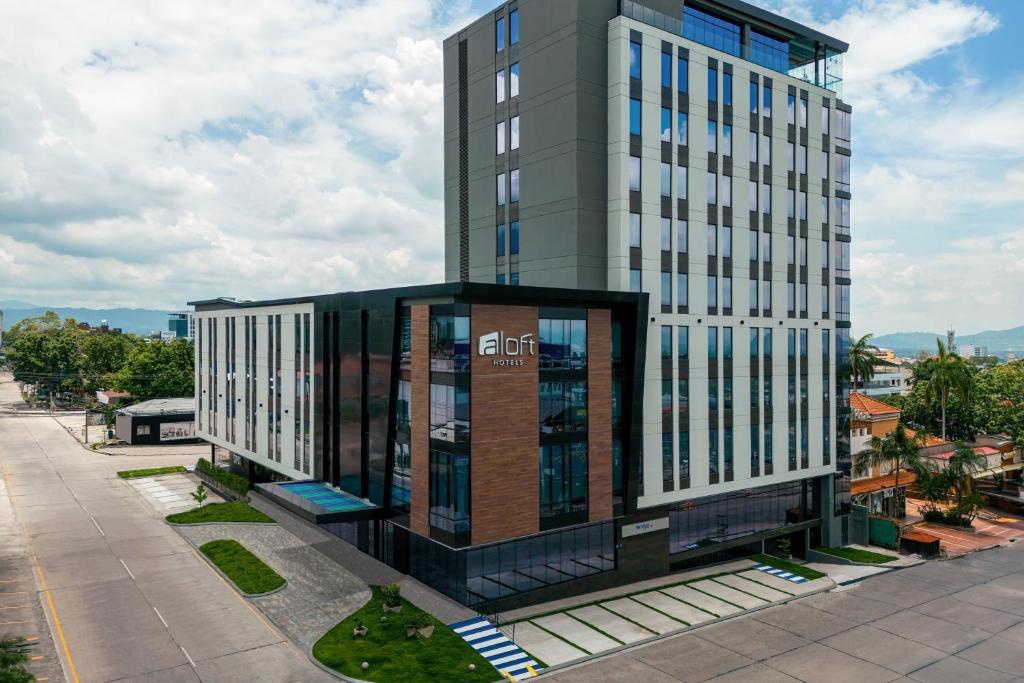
946 443 987 518
854 423 925 518
918 339 974 441
850 333 876 392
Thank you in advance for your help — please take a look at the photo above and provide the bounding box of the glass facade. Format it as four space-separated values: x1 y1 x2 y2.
683 6 741 57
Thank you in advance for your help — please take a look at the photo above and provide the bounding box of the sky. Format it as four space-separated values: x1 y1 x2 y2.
0 0 1021 336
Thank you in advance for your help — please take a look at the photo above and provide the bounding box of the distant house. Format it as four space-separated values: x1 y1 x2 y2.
114 398 198 445
850 393 917 517
96 390 132 406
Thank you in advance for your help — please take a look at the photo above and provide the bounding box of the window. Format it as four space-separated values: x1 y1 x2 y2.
749 229 758 261
761 134 772 165
661 271 671 306
660 217 671 251
630 269 641 292
787 235 795 265
762 281 771 312
496 173 506 205
677 220 688 253
799 191 807 221
787 189 795 219
748 278 758 310
496 223 505 257
787 142 795 172
821 151 829 181
510 116 519 150
661 107 671 142
538 319 587 370
748 180 757 212
837 109 851 145
661 51 671 88
509 9 519 45
722 227 732 258
629 98 641 136
835 154 851 192
799 237 807 267
800 283 807 315
798 145 807 175
836 240 851 278
629 156 640 192
662 326 672 363
750 30 789 72
822 103 830 135
510 168 520 202
496 16 505 52
709 428 719 477
629 213 640 248
787 94 796 125
676 165 687 199
678 57 688 93
723 276 732 309
723 72 732 106
707 66 717 102
749 80 758 114
539 442 588 520
661 163 671 197
429 383 469 440
707 172 717 204
724 379 733 411
787 282 796 314
720 175 732 207
683 6 741 57
496 121 505 154
629 41 641 79
497 272 505 286
496 69 505 103
799 97 808 128
708 326 718 360
677 326 689 359
707 275 718 308
510 62 519 97
722 123 732 156
836 197 851 235
749 131 757 163
707 121 717 153
429 449 470 536
820 195 828 223
763 84 772 116
677 112 688 145
510 221 519 255
762 182 771 214
706 225 717 256
662 431 673 491
136 424 150 436
678 273 688 307
761 232 771 262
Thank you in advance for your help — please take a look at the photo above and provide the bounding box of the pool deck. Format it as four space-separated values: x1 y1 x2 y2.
255 480 383 524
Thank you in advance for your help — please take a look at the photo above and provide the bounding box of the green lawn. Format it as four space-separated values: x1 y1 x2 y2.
814 546 898 564
117 466 187 479
166 502 274 525
199 540 285 595
751 554 827 580
312 586 497 683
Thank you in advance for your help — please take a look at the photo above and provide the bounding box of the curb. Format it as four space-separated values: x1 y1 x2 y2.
512 574 837 678
164 520 277 528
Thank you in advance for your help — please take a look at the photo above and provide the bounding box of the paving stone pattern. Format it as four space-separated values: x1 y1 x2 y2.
177 522 370 649
128 473 223 514
543 542 1024 683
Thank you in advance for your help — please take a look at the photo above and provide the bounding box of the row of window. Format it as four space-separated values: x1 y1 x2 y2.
494 9 519 52
496 116 520 154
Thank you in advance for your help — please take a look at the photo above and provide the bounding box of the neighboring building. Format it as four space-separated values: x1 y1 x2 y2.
958 343 988 358
168 311 195 341
115 398 198 445
194 0 854 611
96 390 132 406
849 393 917 517
444 0 852 544
861 364 912 398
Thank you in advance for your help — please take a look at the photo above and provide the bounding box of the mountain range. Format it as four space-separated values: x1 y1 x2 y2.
0 300 174 336
871 326 1024 359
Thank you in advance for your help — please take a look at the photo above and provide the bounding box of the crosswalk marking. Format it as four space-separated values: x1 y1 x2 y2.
450 616 542 681
753 563 808 584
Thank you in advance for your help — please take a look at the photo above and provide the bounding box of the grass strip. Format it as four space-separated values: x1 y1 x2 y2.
751 554 827 580
654 589 721 619
166 502 274 525
117 466 186 479
312 586 497 683
199 539 285 595
527 619 596 655
813 546 898 564
563 612 625 645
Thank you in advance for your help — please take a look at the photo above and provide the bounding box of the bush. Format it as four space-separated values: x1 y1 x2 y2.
923 509 972 527
117 465 187 479
380 583 401 608
196 458 250 497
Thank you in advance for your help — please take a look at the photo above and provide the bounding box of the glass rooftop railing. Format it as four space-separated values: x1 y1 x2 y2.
620 0 844 97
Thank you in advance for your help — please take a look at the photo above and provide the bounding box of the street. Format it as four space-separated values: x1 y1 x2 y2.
0 372 331 682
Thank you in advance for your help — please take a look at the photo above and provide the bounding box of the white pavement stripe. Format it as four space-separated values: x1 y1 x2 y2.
478 643 517 657
180 646 196 668
153 606 169 629
464 628 499 641
472 636 508 650
119 559 135 581
454 620 488 633
492 652 534 666
90 515 104 537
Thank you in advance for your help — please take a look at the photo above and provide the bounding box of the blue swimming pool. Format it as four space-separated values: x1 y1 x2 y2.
277 481 376 512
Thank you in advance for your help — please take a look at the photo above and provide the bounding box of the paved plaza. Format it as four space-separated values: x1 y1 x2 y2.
542 541 1024 683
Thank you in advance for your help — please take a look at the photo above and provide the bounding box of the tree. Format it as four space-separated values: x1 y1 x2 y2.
191 483 208 509
4 312 83 395
113 338 194 399
945 443 987 520
917 339 975 441
853 423 925 518
850 333 876 392
0 637 34 683
81 333 139 394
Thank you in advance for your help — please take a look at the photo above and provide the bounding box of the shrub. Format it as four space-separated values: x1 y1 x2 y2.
380 583 401 608
196 458 250 497
923 509 972 527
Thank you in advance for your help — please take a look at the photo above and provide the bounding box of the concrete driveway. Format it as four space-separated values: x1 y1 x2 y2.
541 542 1024 683
0 372 333 682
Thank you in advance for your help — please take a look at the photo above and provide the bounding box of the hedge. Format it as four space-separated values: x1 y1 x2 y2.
196 458 250 498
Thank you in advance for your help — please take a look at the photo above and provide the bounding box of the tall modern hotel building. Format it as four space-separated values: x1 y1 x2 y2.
193 0 852 611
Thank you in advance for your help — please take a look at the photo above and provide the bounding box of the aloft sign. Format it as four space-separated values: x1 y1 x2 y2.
478 331 536 367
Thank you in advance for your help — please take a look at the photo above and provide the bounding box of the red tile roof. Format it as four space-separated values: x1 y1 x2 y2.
904 428 949 447
850 392 901 417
